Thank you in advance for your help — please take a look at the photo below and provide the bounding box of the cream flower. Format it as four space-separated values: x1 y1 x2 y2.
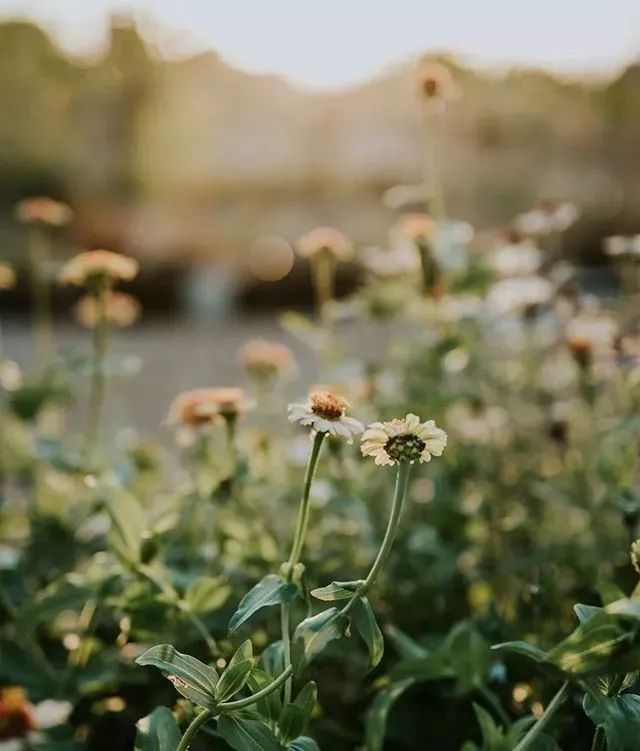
237 339 296 379
360 245 419 279
361 413 447 466
288 390 363 442
515 200 579 236
416 59 461 107
169 387 253 426
0 264 16 291
74 291 141 328
58 250 139 287
296 227 353 261
15 196 72 226
489 240 543 278
393 213 436 245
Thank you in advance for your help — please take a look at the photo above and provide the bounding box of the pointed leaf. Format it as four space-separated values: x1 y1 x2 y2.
574 603 602 623
311 581 363 602
184 576 230 614
492 641 548 662
136 644 219 709
365 679 415 751
292 608 349 670
229 574 298 633
216 660 254 702
352 597 384 669
289 738 320 751
135 707 181 751
246 668 281 724
217 711 282 751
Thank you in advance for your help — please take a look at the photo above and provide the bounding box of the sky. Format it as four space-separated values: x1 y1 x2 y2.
1 0 639 90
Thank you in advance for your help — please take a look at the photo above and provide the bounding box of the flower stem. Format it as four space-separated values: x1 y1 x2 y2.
28 228 54 369
311 252 334 324
86 282 109 466
219 665 294 712
590 727 605 751
341 460 411 618
422 104 446 221
176 708 214 751
513 681 569 751
281 430 327 704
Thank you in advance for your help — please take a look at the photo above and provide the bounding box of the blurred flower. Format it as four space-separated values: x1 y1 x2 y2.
393 213 436 245
360 245 419 279
632 540 640 574
15 196 72 226
0 360 22 391
604 234 640 258
566 311 617 367
237 339 296 380
169 387 253 426
74 291 141 328
33 700 71 729
0 264 16 291
361 413 447 466
248 235 294 281
486 276 553 315
445 402 510 446
296 227 353 261
416 59 460 107
288 390 363 442
514 200 579 236
58 250 139 287
0 687 35 740
489 238 543 278
615 331 640 367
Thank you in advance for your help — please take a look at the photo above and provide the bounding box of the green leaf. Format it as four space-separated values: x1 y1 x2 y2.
184 576 230 614
607 598 640 620
365 679 415 751
134 707 181 751
216 640 254 702
261 641 285 678
472 703 505 750
352 597 384 669
229 574 298 634
107 490 146 565
583 692 640 751
492 641 548 663
385 625 429 659
217 711 282 751
292 608 349 670
444 621 491 690
311 581 363 602
136 644 219 709
279 682 317 743
246 668 281 723
289 738 320 751
574 603 602 624
18 574 92 631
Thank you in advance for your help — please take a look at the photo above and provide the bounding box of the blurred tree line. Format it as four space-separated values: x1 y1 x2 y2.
1 15 639 266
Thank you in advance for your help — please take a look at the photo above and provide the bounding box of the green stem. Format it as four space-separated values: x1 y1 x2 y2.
219 665 294 712
341 461 411 618
281 430 327 704
311 251 335 324
590 727 605 751
422 104 446 221
176 708 214 751
86 282 109 466
28 228 54 369
477 684 510 728
513 682 570 751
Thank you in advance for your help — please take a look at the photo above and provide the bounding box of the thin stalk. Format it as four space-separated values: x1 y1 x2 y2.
422 103 446 221
341 461 411 618
513 682 570 751
219 665 293 712
311 252 335 324
86 282 109 466
477 684 510 728
28 228 54 369
590 727 605 751
281 430 327 704
176 708 214 751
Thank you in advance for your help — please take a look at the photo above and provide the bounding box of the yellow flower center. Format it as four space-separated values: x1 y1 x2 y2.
310 392 347 421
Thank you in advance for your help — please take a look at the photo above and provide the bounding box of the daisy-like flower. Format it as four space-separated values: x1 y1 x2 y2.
288 390 363 442
0 264 16 291
489 237 543 278
58 250 139 287
236 339 296 380
604 234 640 258
74 291 141 328
393 213 436 246
15 196 72 227
296 226 353 262
361 413 447 466
515 200 579 237
168 387 253 426
360 245 419 279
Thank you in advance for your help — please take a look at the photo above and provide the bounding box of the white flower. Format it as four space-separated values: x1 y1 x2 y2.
360 245 419 278
486 276 553 315
34 700 72 729
288 391 363 442
515 201 579 236
361 413 447 466
489 241 543 278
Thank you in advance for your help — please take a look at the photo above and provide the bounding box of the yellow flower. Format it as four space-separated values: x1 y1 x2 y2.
296 226 353 261
58 250 139 287
288 390 363 442
74 291 141 328
237 339 296 380
15 196 73 226
0 263 16 290
168 387 253 426
361 413 447 466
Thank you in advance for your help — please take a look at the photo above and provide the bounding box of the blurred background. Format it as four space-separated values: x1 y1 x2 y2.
1 0 640 426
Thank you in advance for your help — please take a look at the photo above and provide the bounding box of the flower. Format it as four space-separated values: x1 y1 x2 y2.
416 60 460 106
237 339 296 380
360 246 419 279
361 413 447 466
566 310 617 367
74 291 141 328
288 390 363 442
604 234 640 258
393 213 436 245
0 264 16 291
486 276 554 315
15 197 72 226
489 238 543 278
168 387 253 426
0 687 35 740
514 200 579 236
296 227 353 261
58 250 139 287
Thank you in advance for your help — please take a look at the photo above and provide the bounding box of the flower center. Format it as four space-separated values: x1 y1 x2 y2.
310 392 347 420
385 433 426 463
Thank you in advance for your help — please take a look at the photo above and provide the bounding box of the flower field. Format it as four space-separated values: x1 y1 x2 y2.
3 60 640 751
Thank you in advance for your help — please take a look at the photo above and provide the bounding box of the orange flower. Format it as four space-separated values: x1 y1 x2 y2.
0 687 36 739
15 196 72 226
74 291 141 328
296 226 353 261
58 250 139 287
237 339 296 380
168 387 253 426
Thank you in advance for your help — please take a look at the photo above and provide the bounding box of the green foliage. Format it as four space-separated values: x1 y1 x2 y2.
134 707 181 751
229 574 299 633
